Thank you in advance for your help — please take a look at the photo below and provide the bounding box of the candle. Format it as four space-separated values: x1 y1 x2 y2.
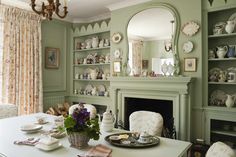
64 0 67 6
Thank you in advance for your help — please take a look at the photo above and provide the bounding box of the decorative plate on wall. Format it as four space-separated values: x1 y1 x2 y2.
112 33 122 44
183 41 194 53
181 21 200 36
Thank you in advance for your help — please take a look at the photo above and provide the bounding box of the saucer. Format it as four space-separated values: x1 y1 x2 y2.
137 138 153 144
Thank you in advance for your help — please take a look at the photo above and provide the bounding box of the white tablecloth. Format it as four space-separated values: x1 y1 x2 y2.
0 113 191 157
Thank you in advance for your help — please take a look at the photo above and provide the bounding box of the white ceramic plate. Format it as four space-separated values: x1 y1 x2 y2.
209 90 227 106
98 84 105 92
35 142 62 151
181 21 200 36
21 124 42 132
229 12 236 24
183 41 194 53
112 33 122 44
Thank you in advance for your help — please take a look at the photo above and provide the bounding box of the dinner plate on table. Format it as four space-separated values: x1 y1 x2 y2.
20 124 43 133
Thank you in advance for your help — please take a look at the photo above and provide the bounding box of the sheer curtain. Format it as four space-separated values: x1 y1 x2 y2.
0 5 43 115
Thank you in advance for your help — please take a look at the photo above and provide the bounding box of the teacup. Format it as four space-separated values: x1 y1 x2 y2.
138 132 152 143
36 116 46 124
54 116 64 127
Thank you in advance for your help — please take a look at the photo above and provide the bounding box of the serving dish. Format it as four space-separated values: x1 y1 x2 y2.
181 21 200 36
105 133 160 148
35 142 62 151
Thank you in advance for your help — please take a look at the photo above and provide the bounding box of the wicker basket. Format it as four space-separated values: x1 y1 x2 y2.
67 132 90 148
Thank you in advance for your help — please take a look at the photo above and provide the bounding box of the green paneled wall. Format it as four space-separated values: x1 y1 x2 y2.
41 19 72 111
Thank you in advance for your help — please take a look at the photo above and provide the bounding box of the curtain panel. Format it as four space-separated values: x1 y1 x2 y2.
0 5 43 115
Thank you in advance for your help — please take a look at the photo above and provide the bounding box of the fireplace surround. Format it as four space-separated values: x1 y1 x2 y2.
109 76 193 141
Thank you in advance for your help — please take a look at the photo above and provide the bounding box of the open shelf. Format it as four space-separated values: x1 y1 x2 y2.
73 46 110 52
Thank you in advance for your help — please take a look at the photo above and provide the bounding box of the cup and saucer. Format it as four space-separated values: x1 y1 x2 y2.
35 116 48 125
137 132 153 144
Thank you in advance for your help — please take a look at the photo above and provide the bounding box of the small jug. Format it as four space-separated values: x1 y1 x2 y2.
92 36 99 48
225 94 235 108
216 45 228 59
101 110 116 132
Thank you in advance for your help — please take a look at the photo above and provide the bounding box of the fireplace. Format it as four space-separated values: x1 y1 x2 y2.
110 77 193 141
123 97 174 138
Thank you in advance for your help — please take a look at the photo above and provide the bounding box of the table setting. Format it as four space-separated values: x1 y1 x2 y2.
0 107 191 157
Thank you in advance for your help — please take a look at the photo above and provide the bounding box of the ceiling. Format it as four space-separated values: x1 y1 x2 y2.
2 0 152 22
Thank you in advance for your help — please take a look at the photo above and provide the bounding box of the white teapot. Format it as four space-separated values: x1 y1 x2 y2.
101 110 116 132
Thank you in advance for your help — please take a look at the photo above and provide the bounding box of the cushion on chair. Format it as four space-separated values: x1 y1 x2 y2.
69 104 97 119
129 111 163 136
205 141 236 157
0 104 18 119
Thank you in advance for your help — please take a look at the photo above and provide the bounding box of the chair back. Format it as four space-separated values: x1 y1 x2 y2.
0 104 18 119
129 111 163 136
206 141 236 157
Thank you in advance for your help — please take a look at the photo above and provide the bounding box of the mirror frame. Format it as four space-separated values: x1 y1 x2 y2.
125 3 180 75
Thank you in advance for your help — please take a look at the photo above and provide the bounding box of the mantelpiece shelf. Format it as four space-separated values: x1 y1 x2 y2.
204 106 236 113
208 33 236 39
73 94 110 99
73 46 110 52
73 63 110 67
208 58 236 61
208 82 236 85
211 130 236 137
73 79 109 82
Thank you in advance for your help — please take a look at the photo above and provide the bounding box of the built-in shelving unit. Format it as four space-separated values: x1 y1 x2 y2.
204 6 236 148
71 20 112 108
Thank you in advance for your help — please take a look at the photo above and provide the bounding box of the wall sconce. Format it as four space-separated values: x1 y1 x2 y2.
31 0 68 20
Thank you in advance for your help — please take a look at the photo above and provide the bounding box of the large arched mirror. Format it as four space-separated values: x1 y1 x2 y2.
127 4 180 76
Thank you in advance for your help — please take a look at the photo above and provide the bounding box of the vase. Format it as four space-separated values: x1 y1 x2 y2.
67 132 90 148
161 62 168 76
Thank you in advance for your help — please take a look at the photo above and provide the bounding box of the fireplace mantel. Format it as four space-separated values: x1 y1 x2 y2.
109 76 193 141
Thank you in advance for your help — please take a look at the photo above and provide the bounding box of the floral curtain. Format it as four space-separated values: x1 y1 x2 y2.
0 5 43 115
132 40 143 75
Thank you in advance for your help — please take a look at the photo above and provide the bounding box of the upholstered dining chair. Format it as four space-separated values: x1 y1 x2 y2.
205 141 236 157
69 103 97 119
0 104 18 119
129 111 163 136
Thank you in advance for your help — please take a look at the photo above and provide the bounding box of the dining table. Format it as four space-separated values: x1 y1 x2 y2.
0 113 191 157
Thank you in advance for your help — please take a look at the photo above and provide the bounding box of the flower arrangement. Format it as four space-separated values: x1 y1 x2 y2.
64 104 100 141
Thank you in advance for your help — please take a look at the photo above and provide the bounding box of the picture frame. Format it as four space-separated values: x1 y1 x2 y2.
113 61 121 73
45 47 60 69
184 58 197 72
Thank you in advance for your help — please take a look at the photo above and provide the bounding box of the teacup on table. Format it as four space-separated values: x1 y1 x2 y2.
36 116 47 124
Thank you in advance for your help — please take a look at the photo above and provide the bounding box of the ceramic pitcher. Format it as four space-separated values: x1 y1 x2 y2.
90 69 97 80
225 21 235 34
101 111 116 132
216 45 228 59
225 94 235 108
92 36 99 48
